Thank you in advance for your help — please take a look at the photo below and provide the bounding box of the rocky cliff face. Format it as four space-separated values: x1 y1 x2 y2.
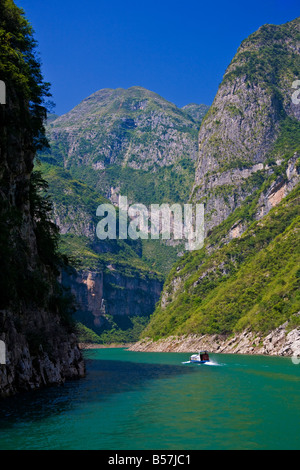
191 18 300 234
37 87 209 310
61 267 163 331
0 1 85 398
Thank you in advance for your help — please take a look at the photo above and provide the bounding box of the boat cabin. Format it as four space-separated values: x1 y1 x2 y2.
190 350 210 363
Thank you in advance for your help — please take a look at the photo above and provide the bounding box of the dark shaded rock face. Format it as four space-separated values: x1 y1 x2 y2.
0 96 86 397
0 309 85 398
60 268 163 330
0 3 85 398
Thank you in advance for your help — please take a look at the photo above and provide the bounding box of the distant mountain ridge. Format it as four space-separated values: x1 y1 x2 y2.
0 0 85 398
181 103 210 122
42 86 208 205
47 86 201 170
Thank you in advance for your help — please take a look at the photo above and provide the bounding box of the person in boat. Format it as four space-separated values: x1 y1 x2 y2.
200 351 209 361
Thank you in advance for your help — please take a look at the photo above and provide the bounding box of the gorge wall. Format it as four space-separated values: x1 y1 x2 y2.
60 267 163 331
0 1 85 398
138 18 300 354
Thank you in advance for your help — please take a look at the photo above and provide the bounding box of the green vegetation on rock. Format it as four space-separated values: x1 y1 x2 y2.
143 17 300 342
76 315 150 345
144 183 300 340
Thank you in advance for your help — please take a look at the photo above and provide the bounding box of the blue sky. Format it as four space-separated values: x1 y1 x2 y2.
16 0 299 115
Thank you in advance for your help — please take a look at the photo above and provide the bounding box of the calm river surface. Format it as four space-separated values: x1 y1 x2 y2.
0 348 299 450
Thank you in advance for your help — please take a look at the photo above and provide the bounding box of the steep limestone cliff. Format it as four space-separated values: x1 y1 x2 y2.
46 86 200 172
191 18 300 234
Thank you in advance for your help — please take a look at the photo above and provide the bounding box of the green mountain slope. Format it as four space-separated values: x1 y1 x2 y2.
34 159 164 343
181 103 209 122
41 86 206 206
36 159 176 277
143 182 300 340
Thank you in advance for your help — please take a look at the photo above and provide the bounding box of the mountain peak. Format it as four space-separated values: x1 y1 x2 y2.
192 15 300 234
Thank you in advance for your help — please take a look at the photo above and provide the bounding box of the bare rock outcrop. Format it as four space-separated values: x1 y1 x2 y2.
130 316 300 359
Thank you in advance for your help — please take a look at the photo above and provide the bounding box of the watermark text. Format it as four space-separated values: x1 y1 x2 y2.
292 79 300 105
0 80 6 105
96 196 205 251
0 340 6 365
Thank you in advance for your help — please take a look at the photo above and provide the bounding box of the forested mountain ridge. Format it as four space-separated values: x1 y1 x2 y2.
41 86 208 206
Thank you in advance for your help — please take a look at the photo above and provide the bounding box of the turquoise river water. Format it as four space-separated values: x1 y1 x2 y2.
0 348 299 450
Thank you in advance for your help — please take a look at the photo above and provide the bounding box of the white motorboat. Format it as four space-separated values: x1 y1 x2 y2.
189 350 210 364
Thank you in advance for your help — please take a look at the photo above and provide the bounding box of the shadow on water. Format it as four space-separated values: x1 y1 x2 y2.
0 356 196 428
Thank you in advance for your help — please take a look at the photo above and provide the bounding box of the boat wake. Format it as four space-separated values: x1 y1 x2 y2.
182 360 221 366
